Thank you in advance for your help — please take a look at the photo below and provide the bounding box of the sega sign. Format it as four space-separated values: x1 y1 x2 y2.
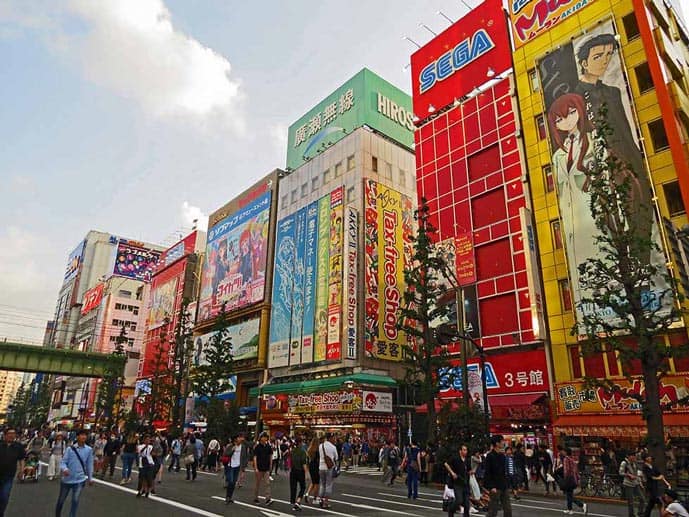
410 0 511 116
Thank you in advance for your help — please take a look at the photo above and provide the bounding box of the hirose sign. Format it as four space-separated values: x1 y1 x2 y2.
410 0 512 116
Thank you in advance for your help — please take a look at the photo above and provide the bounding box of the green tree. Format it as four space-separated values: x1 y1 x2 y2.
7 383 29 429
96 325 128 430
576 107 689 472
26 377 52 428
436 402 489 466
192 303 234 402
170 299 195 434
398 199 455 442
144 320 176 425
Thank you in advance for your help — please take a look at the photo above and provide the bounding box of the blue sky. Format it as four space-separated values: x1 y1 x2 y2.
1 1 687 343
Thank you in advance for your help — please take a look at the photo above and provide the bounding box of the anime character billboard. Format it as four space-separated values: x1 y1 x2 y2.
537 21 671 331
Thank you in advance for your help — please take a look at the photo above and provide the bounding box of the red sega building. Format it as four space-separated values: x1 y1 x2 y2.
410 0 553 442
136 231 204 427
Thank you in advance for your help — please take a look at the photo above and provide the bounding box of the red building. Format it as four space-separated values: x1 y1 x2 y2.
410 0 552 442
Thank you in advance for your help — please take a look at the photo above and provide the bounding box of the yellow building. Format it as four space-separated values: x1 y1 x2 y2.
511 0 689 449
0 371 24 423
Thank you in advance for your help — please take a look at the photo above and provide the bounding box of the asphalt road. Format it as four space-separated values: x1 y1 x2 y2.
7 464 633 517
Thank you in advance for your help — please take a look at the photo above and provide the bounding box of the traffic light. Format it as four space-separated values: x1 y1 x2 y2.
663 217 689 295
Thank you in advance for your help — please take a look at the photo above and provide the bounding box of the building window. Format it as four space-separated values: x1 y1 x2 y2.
290 189 298 204
281 195 287 209
383 162 393 179
559 278 573 312
323 169 331 184
311 177 319 192
528 68 540 92
535 114 547 140
551 220 563 249
622 12 640 41
347 155 355 171
543 164 555 192
112 319 119 326
301 183 308 197
398 169 406 188
334 162 343 178
663 180 686 216
372 156 378 172
118 290 132 298
648 119 670 152
133 308 139 315
347 186 355 203
634 62 654 93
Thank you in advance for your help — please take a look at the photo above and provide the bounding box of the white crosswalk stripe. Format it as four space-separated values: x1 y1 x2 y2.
339 466 383 476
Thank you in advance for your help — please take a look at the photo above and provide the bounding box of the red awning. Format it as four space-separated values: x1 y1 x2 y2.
489 393 546 407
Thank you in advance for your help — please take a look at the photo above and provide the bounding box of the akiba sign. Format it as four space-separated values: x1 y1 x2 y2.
410 0 511 116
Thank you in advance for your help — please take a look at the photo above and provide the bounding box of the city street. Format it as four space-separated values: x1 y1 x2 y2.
7 465 631 517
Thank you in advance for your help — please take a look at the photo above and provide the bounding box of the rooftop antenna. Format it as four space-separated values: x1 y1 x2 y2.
437 10 455 25
402 35 421 49
418 23 437 36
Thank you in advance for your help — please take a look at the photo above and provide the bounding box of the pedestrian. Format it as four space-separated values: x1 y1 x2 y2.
561 447 587 515
642 454 671 517
384 441 400 486
305 437 320 505
207 436 220 473
427 443 437 483
444 444 471 517
120 433 137 485
505 446 520 500
342 439 351 471
514 443 527 492
47 433 66 481
136 435 154 498
194 433 205 472
403 439 420 499
101 431 120 479
92 433 106 477
318 432 338 509
419 446 429 485
151 434 165 490
237 433 250 488
183 435 198 481
253 431 273 506
379 442 388 473
620 450 645 517
55 429 93 517
352 439 360 470
168 434 181 473
661 488 689 517
289 437 309 511
0 427 26 517
223 435 242 504
484 435 513 517
270 438 280 478
537 444 554 494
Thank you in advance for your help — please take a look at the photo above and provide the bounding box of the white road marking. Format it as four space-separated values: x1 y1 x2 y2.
329 497 423 516
380 492 441 503
342 492 438 511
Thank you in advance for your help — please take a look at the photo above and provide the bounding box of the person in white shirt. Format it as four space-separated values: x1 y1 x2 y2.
207 437 220 473
318 434 339 509
136 436 154 498
662 489 689 517
47 434 66 481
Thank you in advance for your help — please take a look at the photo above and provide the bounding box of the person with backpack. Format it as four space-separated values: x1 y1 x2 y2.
561 447 587 515
136 435 154 498
318 433 338 509
620 450 645 517
55 429 93 517
662 489 689 517
384 441 400 486
402 439 421 499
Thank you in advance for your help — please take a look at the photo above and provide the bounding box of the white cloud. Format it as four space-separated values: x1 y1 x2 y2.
181 201 208 232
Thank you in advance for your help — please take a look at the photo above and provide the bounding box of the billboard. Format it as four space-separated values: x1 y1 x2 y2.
364 179 415 361
147 277 178 329
344 207 359 360
113 240 161 281
362 391 393 413
193 316 260 365
410 0 512 116
64 240 86 281
268 188 344 367
287 69 413 170
537 21 672 331
198 191 271 321
509 0 595 49
159 231 198 268
81 283 104 316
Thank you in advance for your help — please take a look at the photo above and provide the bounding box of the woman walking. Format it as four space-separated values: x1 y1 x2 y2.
305 437 320 505
120 434 138 485
289 437 309 511
184 435 198 481
47 433 66 481
562 448 588 515
92 433 106 477
223 436 242 504
136 435 155 498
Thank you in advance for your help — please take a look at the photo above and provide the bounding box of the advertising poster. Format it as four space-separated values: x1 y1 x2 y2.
289 208 307 365
198 191 271 321
537 21 672 332
288 390 362 414
363 179 413 361
147 277 178 329
80 283 104 316
300 202 319 364
362 391 393 413
193 316 260 365
268 214 296 368
326 187 344 361
113 240 161 281
65 240 86 281
314 195 331 362
510 0 595 49
344 207 359 360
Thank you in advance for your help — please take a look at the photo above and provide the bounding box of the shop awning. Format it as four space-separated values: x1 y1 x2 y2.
248 373 397 397
489 393 547 407
553 414 689 438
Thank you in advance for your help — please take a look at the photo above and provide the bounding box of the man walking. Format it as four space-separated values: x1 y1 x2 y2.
444 444 471 517
100 432 120 479
168 434 181 472
0 428 25 517
620 450 645 517
318 433 338 509
484 435 512 517
56 429 94 517
253 432 273 506
642 454 671 517
289 437 309 511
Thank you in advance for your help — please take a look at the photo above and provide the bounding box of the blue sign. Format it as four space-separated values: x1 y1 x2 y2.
438 362 500 392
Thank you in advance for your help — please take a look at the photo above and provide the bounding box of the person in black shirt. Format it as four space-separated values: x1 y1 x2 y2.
484 435 512 517
444 444 470 517
642 455 671 517
514 444 527 491
101 432 121 479
253 432 273 506
0 428 26 517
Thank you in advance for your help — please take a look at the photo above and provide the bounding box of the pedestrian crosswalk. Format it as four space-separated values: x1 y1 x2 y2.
339 466 383 476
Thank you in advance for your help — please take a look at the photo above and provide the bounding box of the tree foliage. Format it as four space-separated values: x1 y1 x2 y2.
96 325 128 430
576 106 688 471
170 298 195 433
141 320 176 425
192 303 234 402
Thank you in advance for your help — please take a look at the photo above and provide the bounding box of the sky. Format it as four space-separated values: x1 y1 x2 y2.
1 1 688 344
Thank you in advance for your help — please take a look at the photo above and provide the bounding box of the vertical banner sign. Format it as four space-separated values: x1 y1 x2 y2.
326 187 344 361
301 202 319 364
364 180 380 358
314 196 331 362
455 233 477 285
289 208 307 365
344 207 359 360
268 215 296 368
537 21 671 333
519 208 545 339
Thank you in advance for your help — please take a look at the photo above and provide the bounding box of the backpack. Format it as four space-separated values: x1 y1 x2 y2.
389 447 398 461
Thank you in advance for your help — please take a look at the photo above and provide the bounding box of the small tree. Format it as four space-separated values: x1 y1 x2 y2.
398 199 455 442
7 383 29 429
170 299 195 434
27 376 52 428
96 325 129 430
192 303 234 402
436 402 489 466
144 321 176 425
576 107 688 471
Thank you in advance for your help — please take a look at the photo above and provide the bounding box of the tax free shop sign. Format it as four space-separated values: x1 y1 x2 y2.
286 68 414 170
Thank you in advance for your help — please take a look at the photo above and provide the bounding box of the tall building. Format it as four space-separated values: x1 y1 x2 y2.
409 0 552 444
259 69 416 441
0 371 23 423
511 0 689 447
